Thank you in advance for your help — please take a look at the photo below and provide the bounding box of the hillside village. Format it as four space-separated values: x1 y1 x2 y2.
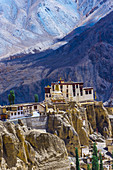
0 79 113 169
0 1 112 169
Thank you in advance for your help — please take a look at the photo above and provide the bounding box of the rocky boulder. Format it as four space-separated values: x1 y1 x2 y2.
0 121 69 170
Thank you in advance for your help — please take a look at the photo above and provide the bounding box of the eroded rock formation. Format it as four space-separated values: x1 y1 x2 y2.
47 103 90 156
46 101 112 156
86 101 112 138
0 121 69 170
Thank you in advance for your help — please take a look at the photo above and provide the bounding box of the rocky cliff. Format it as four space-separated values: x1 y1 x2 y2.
46 103 90 157
46 101 112 156
0 121 70 170
86 101 112 138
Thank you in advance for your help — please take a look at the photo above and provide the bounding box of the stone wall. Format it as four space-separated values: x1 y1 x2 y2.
9 116 47 129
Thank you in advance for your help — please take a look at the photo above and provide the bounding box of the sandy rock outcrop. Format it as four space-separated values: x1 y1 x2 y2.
47 114 81 157
47 104 90 157
46 101 112 157
86 101 112 138
0 121 69 170
69 108 89 146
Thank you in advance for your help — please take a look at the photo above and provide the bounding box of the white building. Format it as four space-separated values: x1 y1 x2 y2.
0 103 46 120
45 79 94 103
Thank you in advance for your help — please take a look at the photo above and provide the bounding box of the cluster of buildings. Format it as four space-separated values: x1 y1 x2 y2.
0 78 94 120
79 137 113 170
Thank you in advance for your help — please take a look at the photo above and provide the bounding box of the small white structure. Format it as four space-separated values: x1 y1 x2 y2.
81 146 89 157
106 138 113 147
45 79 94 103
106 138 113 154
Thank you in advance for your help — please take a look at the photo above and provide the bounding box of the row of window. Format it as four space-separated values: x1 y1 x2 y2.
6 106 23 111
46 94 51 98
52 84 79 91
85 90 92 95
46 89 92 98
18 106 23 110
11 112 23 116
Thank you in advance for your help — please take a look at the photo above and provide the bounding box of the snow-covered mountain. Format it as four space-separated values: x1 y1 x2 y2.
0 0 112 58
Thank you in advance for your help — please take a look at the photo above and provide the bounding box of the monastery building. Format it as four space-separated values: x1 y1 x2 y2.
45 79 94 103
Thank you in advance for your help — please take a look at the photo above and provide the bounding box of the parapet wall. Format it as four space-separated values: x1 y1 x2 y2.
9 116 47 129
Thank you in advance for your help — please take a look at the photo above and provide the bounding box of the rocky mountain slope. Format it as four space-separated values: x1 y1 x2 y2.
0 121 69 170
0 11 112 104
0 0 112 58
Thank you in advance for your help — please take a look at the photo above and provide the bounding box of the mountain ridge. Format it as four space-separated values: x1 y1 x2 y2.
0 0 112 59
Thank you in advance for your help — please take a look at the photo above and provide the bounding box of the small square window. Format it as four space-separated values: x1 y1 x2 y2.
85 91 88 95
89 90 92 94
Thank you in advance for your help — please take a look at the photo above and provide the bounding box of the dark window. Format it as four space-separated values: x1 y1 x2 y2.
60 85 62 89
67 85 68 88
34 106 37 110
66 94 68 98
76 84 78 88
89 90 92 94
67 89 68 93
73 84 76 96
46 94 48 97
52 85 54 91
49 94 51 97
11 113 13 116
14 112 16 115
18 112 20 115
80 88 83 96
85 91 88 95
77 93 79 96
